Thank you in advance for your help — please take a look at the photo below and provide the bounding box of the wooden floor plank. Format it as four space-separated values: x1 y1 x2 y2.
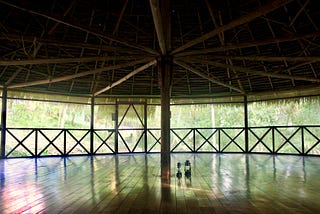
1 154 320 213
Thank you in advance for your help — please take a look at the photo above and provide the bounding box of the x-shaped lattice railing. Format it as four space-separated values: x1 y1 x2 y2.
274 127 301 154
147 129 161 152
93 130 115 154
248 128 273 153
304 127 320 154
66 130 90 155
6 129 35 157
220 128 245 152
195 128 218 152
38 130 64 156
170 129 194 152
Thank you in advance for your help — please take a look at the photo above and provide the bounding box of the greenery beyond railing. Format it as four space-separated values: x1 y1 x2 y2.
4 125 320 158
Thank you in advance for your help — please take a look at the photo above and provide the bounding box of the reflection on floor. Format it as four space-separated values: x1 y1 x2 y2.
1 153 320 213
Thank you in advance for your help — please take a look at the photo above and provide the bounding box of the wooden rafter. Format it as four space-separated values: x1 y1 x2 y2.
171 0 293 55
205 0 224 45
0 0 158 56
94 59 157 96
48 0 76 35
289 0 310 27
188 59 320 83
7 58 154 89
0 56 145 66
187 55 320 62
113 0 128 36
174 60 245 94
149 0 166 54
0 34 139 54
149 0 167 54
175 31 320 57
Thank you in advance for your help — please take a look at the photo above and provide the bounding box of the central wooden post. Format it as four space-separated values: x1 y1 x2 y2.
159 56 172 181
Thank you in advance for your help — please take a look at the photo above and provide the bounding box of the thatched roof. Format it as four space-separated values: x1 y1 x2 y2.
0 0 319 100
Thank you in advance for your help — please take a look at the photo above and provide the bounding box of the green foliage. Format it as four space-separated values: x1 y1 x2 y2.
7 99 90 128
248 98 320 126
2 95 320 155
171 103 244 128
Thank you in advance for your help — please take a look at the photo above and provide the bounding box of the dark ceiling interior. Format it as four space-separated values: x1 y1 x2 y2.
0 0 319 98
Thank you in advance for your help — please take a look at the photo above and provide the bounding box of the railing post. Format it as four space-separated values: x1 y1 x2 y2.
90 96 95 155
244 96 249 153
218 128 221 152
35 129 38 157
115 100 119 154
193 128 196 152
144 100 148 153
63 130 67 156
1 88 7 159
301 126 304 155
272 127 275 153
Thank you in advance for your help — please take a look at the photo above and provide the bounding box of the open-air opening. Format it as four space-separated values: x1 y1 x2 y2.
1 91 320 158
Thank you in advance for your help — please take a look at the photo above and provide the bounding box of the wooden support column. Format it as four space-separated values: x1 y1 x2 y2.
144 99 148 153
159 56 172 181
1 88 7 159
244 95 249 153
115 100 119 154
90 96 95 155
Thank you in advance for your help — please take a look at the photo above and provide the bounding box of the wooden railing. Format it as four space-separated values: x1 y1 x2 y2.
4 126 320 157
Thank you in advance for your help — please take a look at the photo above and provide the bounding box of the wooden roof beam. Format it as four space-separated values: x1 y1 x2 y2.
7 58 154 89
94 59 157 96
171 0 293 55
174 60 245 94
0 0 158 56
149 0 166 54
0 56 144 66
191 59 320 83
188 55 320 62
289 0 309 27
175 31 320 57
48 0 76 35
0 34 139 54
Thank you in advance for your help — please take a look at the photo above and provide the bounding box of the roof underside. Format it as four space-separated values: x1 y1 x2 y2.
0 0 319 98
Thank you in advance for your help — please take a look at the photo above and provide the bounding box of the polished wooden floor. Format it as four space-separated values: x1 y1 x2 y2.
1 153 320 214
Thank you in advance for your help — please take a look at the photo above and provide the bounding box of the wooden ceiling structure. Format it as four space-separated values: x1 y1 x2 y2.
0 0 319 99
